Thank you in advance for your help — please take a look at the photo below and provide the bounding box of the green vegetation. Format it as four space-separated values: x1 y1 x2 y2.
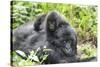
77 43 97 60
11 1 97 66
12 49 49 67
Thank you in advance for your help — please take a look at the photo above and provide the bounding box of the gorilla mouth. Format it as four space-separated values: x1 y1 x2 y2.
61 47 74 57
49 24 55 30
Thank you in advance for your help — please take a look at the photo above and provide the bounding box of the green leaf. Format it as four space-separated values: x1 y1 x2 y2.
28 55 40 62
16 50 27 58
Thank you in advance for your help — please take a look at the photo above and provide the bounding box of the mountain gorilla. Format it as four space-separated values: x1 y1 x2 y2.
12 11 77 64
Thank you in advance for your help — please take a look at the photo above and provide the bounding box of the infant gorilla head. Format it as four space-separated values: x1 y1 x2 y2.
12 11 77 64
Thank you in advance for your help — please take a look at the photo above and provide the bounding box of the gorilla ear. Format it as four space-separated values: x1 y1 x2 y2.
34 14 46 31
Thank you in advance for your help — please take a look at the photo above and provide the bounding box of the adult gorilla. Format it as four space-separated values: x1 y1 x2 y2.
12 11 77 64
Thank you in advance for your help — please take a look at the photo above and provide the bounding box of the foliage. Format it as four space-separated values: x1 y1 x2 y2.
12 49 49 67
77 43 97 60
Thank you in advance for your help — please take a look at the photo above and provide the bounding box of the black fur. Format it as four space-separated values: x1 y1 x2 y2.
12 11 77 64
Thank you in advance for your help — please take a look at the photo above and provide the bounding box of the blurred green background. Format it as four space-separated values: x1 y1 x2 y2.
11 1 97 66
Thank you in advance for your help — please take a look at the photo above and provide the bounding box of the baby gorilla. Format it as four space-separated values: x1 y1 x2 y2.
12 11 77 64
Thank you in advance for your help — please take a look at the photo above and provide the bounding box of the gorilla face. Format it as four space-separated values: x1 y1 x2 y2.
46 11 66 32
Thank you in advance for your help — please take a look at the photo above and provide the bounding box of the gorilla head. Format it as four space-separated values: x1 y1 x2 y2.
54 25 77 56
45 11 67 32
